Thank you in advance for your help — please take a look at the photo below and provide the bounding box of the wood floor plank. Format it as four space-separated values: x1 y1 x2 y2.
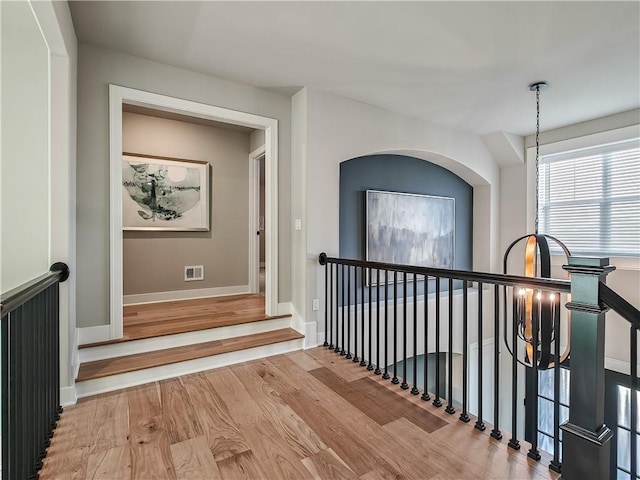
86 445 132 480
77 328 303 381
179 371 251 461
301 448 360 480
89 390 130 456
215 450 267 480
160 378 204 445
170 436 223 480
285 350 322 371
233 361 327 458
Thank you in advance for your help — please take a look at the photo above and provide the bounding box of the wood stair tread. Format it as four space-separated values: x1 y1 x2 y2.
79 312 291 348
76 328 304 382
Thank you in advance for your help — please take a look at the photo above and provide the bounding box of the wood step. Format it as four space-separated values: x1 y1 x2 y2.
76 328 304 382
81 294 290 348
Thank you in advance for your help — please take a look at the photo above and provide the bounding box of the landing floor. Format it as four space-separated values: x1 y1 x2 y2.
43 347 559 479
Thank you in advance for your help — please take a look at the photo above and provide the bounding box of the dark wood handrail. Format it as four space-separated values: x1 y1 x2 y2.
600 282 640 330
318 253 571 292
0 262 69 317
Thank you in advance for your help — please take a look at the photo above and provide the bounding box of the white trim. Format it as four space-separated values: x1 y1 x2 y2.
606 356 638 376
79 316 292 362
109 85 280 341
123 284 249 305
75 338 303 398
78 324 111 346
60 385 77 407
303 321 318 349
278 302 293 315
248 145 265 294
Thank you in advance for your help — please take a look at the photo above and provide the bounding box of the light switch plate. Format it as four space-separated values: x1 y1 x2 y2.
295 219 302 230
312 299 319 311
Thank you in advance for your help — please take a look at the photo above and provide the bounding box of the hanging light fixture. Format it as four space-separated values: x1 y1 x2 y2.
503 82 571 371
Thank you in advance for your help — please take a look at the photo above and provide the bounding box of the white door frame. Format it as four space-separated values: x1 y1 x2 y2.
109 85 279 340
248 146 266 294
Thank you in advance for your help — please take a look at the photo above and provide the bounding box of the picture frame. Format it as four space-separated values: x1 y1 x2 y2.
365 190 455 283
122 153 210 231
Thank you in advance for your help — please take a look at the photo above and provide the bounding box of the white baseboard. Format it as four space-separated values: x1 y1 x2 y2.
76 338 304 398
60 385 77 407
123 285 250 305
277 301 292 316
304 321 318 349
78 324 111 345
79 316 292 363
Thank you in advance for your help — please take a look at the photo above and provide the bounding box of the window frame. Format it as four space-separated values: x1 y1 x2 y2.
526 124 640 265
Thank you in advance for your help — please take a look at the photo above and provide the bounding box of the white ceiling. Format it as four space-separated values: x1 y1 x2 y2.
69 1 640 136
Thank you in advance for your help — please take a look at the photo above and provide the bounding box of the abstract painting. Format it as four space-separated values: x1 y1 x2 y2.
122 154 210 231
366 190 454 278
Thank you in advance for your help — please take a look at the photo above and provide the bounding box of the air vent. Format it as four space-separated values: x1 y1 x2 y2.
184 265 204 281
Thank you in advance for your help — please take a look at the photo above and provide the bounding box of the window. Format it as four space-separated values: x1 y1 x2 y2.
537 137 640 257
617 384 639 479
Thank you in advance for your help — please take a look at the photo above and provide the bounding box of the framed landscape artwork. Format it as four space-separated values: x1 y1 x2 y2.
366 190 454 282
122 153 210 231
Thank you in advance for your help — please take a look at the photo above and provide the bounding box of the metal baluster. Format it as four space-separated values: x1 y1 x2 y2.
329 263 334 349
323 261 329 347
334 264 340 353
527 291 541 460
491 285 502 439
382 270 391 380
353 266 359 363
433 278 442 407
340 265 346 355
631 325 638 480
392 271 399 385
509 288 521 450
550 293 562 473
367 267 374 371
422 275 431 402
360 266 367 366
475 282 486 431
401 273 409 390
446 278 455 414
411 273 419 395
460 280 470 422
375 269 382 375
346 266 352 359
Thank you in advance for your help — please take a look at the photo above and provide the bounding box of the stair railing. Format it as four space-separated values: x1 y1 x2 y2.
0 263 69 480
318 253 637 479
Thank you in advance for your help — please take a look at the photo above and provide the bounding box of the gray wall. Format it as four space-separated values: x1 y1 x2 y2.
1 2 50 292
76 43 292 327
122 112 250 295
340 154 473 269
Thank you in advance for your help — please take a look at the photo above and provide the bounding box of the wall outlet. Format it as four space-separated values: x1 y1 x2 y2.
312 298 319 311
185 265 204 281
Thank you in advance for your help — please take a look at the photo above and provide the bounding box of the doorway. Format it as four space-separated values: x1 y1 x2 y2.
109 85 279 340
249 148 267 295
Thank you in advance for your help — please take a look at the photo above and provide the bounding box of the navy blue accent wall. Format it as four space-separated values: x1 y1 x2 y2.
339 154 473 269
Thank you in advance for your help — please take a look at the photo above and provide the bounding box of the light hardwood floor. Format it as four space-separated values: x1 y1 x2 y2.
45 347 560 480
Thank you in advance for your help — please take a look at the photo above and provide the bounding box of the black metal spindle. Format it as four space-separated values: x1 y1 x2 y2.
509 288 521 450
422 275 431 402
460 280 470 422
353 267 359 363
491 285 502 440
411 273 419 395
324 261 329 347
446 278 455 414
360 266 367 366
334 264 346 355
367 267 374 371
392 271 399 385
528 291 541 460
631 325 638 480
475 282 486 431
329 263 334 349
433 278 442 407
401 273 409 390
550 293 562 473
346 266 353 359
375 269 382 375
383 270 390 380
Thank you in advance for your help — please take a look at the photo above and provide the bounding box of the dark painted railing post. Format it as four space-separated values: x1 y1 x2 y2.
561 257 615 480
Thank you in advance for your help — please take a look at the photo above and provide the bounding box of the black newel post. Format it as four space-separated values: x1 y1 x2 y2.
561 257 615 480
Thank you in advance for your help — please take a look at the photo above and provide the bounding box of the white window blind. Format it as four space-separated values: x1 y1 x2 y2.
538 137 640 257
